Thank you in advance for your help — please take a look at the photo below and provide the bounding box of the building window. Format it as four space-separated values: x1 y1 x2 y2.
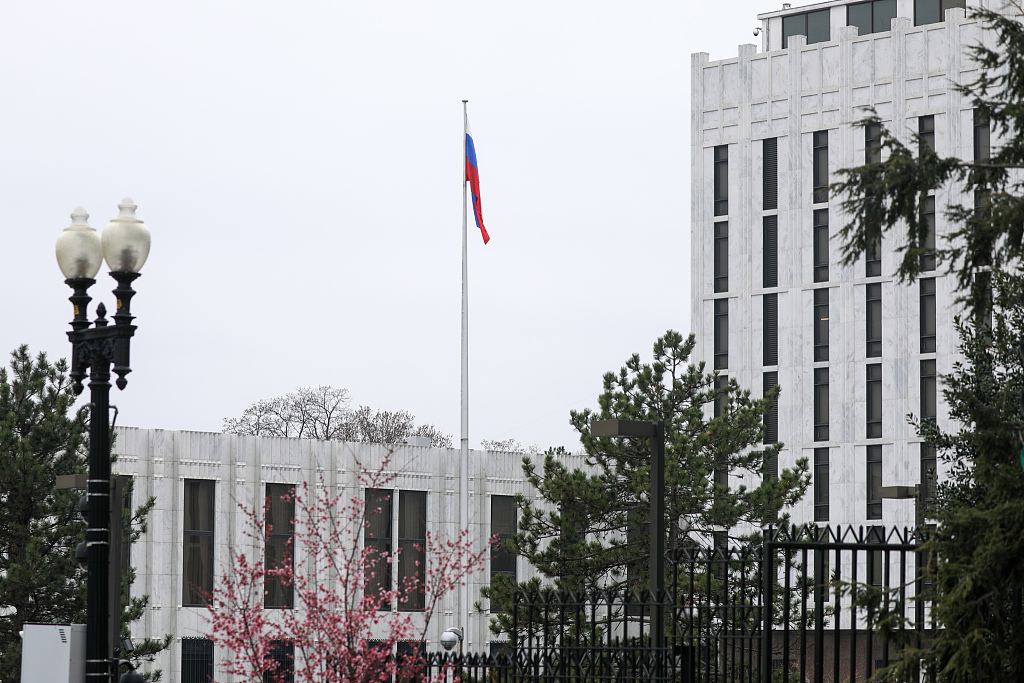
714 375 729 419
181 637 214 683
974 271 993 330
264 640 294 683
714 222 728 293
490 495 517 613
183 479 215 606
764 216 779 288
920 443 937 504
867 526 885 587
814 448 829 522
764 293 778 366
398 490 427 612
763 371 779 446
714 145 728 216
866 235 882 277
813 209 829 282
920 194 936 272
814 368 829 442
865 120 882 164
783 9 830 48
714 298 728 370
867 445 883 520
919 115 935 156
921 359 937 423
867 283 882 358
764 137 778 210
814 288 829 362
921 277 936 353
813 131 829 204
974 108 990 161
364 488 393 610
915 0 966 26
265 483 295 609
848 0 897 36
397 641 426 683
867 364 882 439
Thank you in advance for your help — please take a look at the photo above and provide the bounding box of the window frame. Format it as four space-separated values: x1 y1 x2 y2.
714 298 729 370
813 288 829 363
920 277 936 353
867 445 883 520
814 447 829 522
714 145 729 216
714 221 728 293
814 367 829 442
866 282 882 358
867 363 882 439
265 483 295 609
812 131 829 204
183 479 215 607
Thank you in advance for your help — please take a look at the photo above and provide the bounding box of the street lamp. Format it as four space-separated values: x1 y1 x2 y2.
56 199 150 683
589 419 666 648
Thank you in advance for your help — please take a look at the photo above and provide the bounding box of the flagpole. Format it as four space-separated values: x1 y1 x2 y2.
460 99 471 645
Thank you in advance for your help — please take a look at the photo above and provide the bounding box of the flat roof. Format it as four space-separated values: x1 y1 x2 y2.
757 0 857 20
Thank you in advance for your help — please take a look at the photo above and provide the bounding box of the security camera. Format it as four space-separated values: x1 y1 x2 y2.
753 27 762 36
440 627 463 652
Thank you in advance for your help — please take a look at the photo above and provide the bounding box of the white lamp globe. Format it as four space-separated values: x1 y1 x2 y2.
101 197 151 273
439 630 459 652
56 207 103 280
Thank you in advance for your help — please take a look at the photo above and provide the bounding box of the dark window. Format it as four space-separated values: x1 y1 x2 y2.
915 0 966 26
265 483 295 609
714 375 729 419
814 448 829 522
764 215 779 288
783 9 831 48
865 120 883 164
183 479 215 606
814 368 829 442
867 364 882 439
974 271 993 330
763 371 779 446
764 138 778 210
919 115 935 156
714 298 729 370
866 234 882 277
921 359 937 422
490 495 516 613
920 443 937 504
714 222 728 293
489 641 509 657
396 641 427 683
398 490 427 612
814 549 830 601
181 637 214 683
920 194 936 272
714 145 728 216
867 526 885 587
814 288 829 362
264 640 294 683
364 489 393 610
813 209 829 282
920 278 936 353
974 108 990 161
813 131 829 204
764 293 778 366
867 445 883 520
867 283 882 358
848 0 897 36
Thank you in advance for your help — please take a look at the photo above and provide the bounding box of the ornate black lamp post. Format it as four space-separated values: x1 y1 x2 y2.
56 199 150 683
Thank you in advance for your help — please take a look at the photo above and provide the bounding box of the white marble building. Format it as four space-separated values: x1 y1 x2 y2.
111 427 560 682
691 0 996 529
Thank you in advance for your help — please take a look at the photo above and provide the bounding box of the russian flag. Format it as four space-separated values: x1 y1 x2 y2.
465 122 490 244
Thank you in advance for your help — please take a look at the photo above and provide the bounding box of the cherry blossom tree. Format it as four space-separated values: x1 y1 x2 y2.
206 457 491 683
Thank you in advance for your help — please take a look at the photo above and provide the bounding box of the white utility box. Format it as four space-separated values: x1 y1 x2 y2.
20 623 86 683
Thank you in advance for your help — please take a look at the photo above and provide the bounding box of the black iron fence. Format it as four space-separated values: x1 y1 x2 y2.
420 525 932 683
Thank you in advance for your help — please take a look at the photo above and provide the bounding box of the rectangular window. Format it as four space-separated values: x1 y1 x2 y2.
783 9 831 48
920 277 936 353
867 445 883 520
920 443 937 504
915 0 967 26
920 194 936 272
398 490 427 612
867 364 882 439
364 489 393 610
848 0 897 36
714 375 729 419
919 115 935 156
974 108 990 161
714 145 728 216
764 293 778 366
814 447 829 522
763 137 778 210
490 495 517 613
866 234 882 277
714 222 728 293
814 288 829 362
181 637 214 683
865 120 882 164
921 359 937 423
397 641 427 683
183 479 215 606
813 131 829 204
867 526 885 587
813 209 829 282
814 367 829 442
763 371 779 446
714 298 729 370
265 483 295 609
764 216 779 288
867 283 882 358
264 640 294 683
974 271 993 330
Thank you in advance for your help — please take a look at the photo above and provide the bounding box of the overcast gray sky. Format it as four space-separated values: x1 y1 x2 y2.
2 0 770 451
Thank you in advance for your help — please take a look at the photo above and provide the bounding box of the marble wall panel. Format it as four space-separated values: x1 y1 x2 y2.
822 45 840 89
801 49 821 92
772 55 790 98
905 31 926 76
927 26 947 72
751 57 769 101
853 41 873 84
751 102 769 120
704 64 720 105
723 62 741 106
875 37 894 80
